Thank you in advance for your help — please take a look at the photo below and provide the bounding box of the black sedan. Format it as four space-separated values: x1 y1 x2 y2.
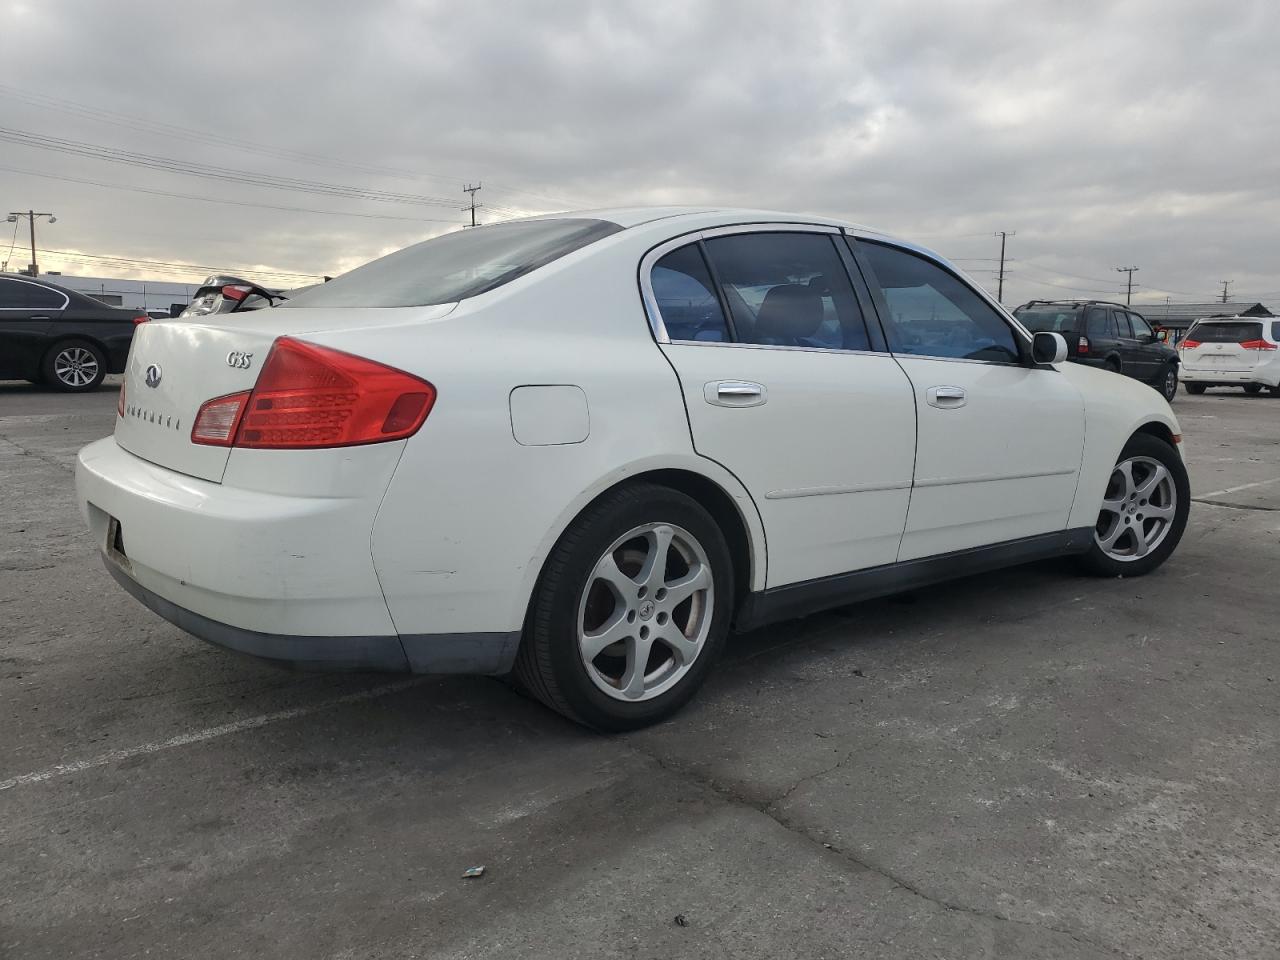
0 274 149 391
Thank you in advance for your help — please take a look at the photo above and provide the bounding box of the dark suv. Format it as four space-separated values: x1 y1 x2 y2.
1013 300 1180 401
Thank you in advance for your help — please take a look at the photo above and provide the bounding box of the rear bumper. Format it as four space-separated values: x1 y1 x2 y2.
77 437 520 675
1180 367 1278 386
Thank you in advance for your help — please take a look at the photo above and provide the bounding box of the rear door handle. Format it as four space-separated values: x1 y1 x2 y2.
705 380 766 407
28 315 51 321
926 385 966 408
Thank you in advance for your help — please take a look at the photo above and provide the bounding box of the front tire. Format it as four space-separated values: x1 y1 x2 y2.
1244 383 1263 395
42 340 106 392
1156 364 1179 402
1185 382 1206 395
515 483 734 731
1077 434 1190 578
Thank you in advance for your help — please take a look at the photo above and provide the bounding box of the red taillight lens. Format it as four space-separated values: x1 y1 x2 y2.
1181 339 1200 349
117 381 126 417
220 284 253 302
194 338 435 450
191 391 251 446
1239 339 1277 351
1077 336 1089 354
132 314 150 325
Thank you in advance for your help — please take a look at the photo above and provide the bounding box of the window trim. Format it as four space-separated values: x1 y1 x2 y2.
0 276 70 311
845 234 1033 367
639 222 881 355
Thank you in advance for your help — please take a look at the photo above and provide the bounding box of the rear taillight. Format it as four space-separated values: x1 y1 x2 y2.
1181 339 1201 349
191 338 435 449
117 381 126 417
220 284 253 302
191 391 251 446
1077 336 1089 355
1239 339 1277 351
132 314 150 326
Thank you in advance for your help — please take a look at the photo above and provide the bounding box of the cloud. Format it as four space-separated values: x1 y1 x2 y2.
1 0 1277 305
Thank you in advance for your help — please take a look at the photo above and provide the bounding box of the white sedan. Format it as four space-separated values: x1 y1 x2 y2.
76 207 1190 729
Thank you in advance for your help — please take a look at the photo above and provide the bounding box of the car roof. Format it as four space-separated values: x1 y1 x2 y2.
517 205 878 233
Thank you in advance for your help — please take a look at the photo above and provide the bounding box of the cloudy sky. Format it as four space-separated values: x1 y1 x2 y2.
1 0 1277 309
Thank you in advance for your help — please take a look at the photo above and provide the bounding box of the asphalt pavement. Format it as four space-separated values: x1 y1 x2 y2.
2 376 1278 960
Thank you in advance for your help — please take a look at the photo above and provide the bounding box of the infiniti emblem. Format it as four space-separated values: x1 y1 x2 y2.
144 364 162 388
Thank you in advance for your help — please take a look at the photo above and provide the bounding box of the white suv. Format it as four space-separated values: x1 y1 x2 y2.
1179 316 1280 395
76 208 1189 729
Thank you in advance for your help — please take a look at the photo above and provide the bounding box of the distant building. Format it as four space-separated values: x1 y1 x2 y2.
40 273 198 317
1131 301 1273 333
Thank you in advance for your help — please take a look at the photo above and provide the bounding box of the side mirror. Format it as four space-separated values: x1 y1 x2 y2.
1032 331 1068 365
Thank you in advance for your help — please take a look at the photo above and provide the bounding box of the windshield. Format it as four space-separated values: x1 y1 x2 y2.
1015 306 1081 333
281 218 622 308
1188 321 1263 343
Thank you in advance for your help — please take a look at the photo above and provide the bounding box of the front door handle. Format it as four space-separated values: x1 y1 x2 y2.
926 385 966 408
705 380 767 407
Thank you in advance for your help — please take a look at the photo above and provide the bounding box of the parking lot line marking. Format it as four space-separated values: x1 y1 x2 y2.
0 678 423 792
1195 476 1280 499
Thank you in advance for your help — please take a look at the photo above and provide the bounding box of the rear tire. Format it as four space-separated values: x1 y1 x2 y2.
1244 383 1263 395
41 340 106 392
1104 357 1122 375
1155 364 1179 402
515 483 734 731
1077 434 1190 578
1185 383 1207 395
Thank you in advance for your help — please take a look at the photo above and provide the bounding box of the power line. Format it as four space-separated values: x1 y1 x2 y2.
0 163 462 223
0 83 583 209
0 126 471 207
37 246 321 282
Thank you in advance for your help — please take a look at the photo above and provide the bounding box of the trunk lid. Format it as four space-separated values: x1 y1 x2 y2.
115 305 453 482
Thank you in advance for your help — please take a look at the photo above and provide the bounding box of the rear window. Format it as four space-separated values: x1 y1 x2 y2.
1189 321 1263 343
281 218 622 309
1015 306 1081 333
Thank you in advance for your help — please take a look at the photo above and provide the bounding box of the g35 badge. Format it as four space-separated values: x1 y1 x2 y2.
226 351 254 370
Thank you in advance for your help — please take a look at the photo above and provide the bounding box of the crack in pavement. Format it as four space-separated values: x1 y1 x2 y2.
1193 498 1280 512
625 742 1127 959
0 433 75 475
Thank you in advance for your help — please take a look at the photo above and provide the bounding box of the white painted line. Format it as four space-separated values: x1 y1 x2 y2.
0 678 422 792
1195 476 1280 499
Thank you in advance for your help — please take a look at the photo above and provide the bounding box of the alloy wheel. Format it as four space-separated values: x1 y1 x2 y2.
576 522 714 702
1094 456 1178 561
53 347 100 388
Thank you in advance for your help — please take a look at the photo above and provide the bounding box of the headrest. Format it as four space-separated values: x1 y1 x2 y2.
755 284 823 340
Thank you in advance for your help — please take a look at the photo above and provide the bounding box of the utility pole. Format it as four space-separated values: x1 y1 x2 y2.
6 210 56 276
994 230 1015 303
1115 265 1139 305
462 183 482 227
1219 279 1232 303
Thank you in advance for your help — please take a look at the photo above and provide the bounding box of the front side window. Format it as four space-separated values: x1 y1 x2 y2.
1129 313 1154 338
649 244 730 342
858 241 1020 362
701 232 871 350
283 218 622 309
1271 321 1280 341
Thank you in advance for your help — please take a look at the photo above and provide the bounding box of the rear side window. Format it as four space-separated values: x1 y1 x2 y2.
701 232 871 350
649 244 730 342
859 241 1020 363
283 218 622 308
1086 307 1113 337
1189 321 1264 343
0 278 65 309
1114 311 1134 337
1272 321 1280 341
1016 307 1080 333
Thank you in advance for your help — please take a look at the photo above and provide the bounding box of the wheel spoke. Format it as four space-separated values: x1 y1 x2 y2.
1115 461 1137 499
636 525 674 589
619 636 655 699
664 564 710 608
660 629 700 666
1130 521 1151 557
1135 463 1169 498
1098 519 1125 550
581 610 633 662
592 552 638 604
1145 502 1175 520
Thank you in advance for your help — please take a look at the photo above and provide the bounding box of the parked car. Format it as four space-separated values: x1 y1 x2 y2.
76 208 1189 730
1013 299 1181 401
179 275 286 318
0 273 148 391
1178 316 1280 395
